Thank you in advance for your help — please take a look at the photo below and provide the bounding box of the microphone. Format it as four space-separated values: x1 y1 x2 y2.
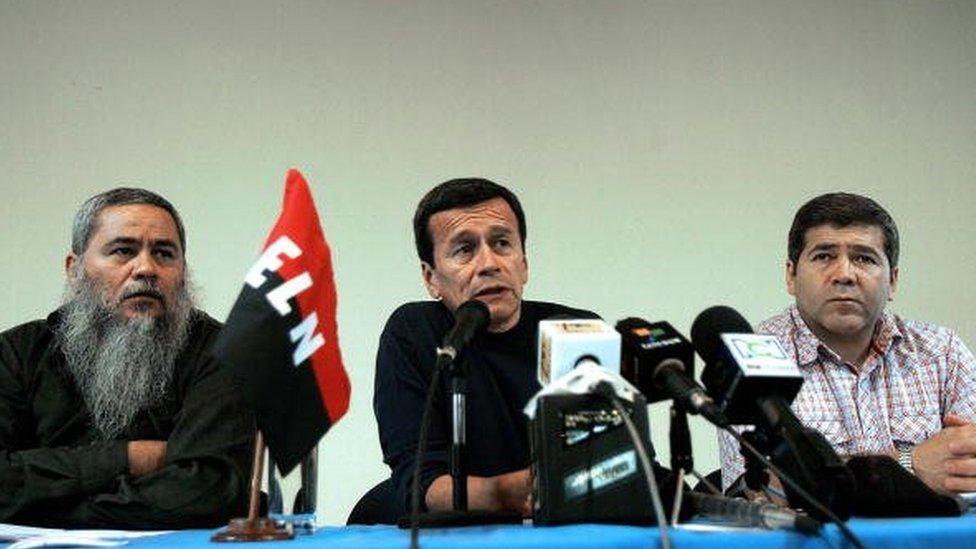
434 299 491 512
686 492 821 534
690 305 855 521
437 299 490 365
689 306 802 424
616 318 725 426
536 318 621 386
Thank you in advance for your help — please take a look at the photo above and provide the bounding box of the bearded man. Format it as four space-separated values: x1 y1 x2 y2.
0 188 253 528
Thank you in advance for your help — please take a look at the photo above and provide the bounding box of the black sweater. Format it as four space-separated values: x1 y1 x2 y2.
373 300 597 513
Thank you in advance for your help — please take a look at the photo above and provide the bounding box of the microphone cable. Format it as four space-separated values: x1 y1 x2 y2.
408 365 444 549
593 382 671 549
726 427 865 549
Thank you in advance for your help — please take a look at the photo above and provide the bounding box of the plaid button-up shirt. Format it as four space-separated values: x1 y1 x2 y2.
718 305 976 490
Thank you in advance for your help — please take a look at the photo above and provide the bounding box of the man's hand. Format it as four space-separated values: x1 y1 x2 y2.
491 469 532 516
426 468 532 516
911 414 976 492
127 440 167 478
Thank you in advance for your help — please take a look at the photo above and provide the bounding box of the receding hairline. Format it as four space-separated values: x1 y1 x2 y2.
82 203 185 255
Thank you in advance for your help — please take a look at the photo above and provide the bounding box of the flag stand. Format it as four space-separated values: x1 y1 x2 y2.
211 431 295 542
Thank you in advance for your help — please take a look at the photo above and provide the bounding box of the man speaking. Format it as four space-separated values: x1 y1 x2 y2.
373 178 595 517
0 188 253 528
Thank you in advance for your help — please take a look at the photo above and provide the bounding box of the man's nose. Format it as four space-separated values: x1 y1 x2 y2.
831 257 856 285
131 250 159 279
474 244 501 275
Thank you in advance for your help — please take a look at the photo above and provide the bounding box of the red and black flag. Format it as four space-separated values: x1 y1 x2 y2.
214 169 350 475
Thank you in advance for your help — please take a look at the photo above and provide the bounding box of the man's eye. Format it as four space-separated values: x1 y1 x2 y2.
853 255 877 265
154 249 175 259
811 252 832 261
452 244 473 257
111 247 135 257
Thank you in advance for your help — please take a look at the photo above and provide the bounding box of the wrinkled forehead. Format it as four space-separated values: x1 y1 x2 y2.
87 204 183 252
427 197 520 244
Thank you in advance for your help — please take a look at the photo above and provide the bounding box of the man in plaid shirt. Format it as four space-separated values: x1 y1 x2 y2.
719 192 976 495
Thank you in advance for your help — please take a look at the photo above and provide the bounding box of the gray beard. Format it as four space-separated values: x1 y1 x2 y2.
55 274 195 440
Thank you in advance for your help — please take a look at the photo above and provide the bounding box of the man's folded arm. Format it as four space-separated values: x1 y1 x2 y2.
58 455 247 529
57 356 254 529
0 333 132 522
0 443 129 522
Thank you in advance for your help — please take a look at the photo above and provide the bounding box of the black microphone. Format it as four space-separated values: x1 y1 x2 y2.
616 318 726 426
437 299 491 365
689 306 802 424
686 492 821 534
436 299 491 513
690 305 855 521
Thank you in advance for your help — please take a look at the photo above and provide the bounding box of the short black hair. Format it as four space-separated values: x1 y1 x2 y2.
788 192 899 269
413 178 526 266
72 187 187 256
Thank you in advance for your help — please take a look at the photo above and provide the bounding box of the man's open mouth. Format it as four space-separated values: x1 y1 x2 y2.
475 287 508 298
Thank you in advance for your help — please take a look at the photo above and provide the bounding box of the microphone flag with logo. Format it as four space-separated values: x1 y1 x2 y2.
214 168 351 475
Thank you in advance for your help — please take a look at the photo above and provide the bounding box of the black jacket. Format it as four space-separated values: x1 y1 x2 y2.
0 310 254 528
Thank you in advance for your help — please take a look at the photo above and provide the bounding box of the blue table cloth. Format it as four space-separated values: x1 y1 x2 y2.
116 515 976 549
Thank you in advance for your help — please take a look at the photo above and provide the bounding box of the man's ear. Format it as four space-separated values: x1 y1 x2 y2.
888 265 899 300
786 260 797 296
420 261 440 300
65 253 78 279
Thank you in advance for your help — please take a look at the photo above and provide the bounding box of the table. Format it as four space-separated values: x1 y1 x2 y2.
108 515 976 549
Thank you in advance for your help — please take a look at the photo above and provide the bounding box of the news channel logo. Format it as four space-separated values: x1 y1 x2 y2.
729 335 788 361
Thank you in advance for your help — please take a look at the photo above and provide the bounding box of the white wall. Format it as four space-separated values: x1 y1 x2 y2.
2 0 974 525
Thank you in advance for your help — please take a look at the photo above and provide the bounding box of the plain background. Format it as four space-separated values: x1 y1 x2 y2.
2 1 974 525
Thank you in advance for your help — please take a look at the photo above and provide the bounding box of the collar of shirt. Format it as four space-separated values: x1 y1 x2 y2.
785 304 904 370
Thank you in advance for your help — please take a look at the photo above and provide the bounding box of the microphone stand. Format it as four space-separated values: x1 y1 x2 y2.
668 404 693 524
404 347 520 530
447 353 468 511
727 397 854 521
738 429 772 494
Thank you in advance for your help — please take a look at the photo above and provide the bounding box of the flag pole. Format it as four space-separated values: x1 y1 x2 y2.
211 430 294 542
247 430 266 520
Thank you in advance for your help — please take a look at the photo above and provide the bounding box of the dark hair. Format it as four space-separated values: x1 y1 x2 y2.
788 192 899 269
413 178 526 266
72 187 187 256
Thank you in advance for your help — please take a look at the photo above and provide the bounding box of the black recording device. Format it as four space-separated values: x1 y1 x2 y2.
531 392 683 525
530 318 685 526
847 455 965 517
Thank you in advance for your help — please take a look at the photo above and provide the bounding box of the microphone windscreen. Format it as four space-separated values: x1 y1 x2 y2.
690 305 753 363
454 299 490 330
